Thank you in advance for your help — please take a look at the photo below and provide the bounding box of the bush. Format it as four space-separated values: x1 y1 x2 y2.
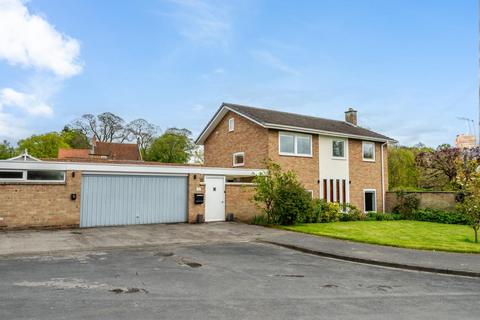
411 208 468 225
306 199 341 223
366 212 402 221
392 191 420 219
252 161 313 225
251 214 269 226
340 204 366 221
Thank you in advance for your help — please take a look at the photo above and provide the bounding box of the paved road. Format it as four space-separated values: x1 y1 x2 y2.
0 242 479 320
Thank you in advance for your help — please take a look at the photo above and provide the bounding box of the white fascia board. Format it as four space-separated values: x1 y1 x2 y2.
0 160 266 176
264 123 396 143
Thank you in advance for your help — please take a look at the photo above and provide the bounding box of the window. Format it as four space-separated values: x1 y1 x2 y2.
0 171 24 180
332 140 345 158
305 189 314 198
233 152 245 167
362 141 375 161
364 190 376 212
279 132 312 156
228 118 235 132
0 170 65 183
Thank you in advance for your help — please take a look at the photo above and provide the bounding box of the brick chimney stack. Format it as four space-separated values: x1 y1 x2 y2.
345 108 358 126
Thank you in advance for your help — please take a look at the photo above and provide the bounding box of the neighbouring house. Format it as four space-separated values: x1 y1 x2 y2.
196 103 397 213
58 138 142 161
455 134 476 149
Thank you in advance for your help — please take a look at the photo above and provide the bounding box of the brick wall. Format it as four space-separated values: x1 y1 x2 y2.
188 174 205 223
348 140 388 212
204 111 269 168
385 191 457 213
268 130 320 196
0 170 81 229
225 184 261 222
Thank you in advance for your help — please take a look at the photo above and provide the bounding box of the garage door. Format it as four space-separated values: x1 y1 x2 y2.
80 174 188 227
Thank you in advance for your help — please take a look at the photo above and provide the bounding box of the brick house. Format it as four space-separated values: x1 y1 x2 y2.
58 138 142 161
196 103 396 213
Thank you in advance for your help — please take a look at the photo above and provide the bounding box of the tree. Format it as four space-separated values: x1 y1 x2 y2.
388 146 420 190
190 145 204 164
17 132 70 159
0 140 15 159
125 119 158 154
456 157 480 243
61 126 90 149
71 112 127 142
146 128 194 163
252 161 312 225
416 146 461 190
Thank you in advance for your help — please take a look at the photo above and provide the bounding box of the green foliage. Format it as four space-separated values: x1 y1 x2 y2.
146 128 194 163
456 157 480 242
250 214 269 226
61 127 90 149
17 132 70 159
252 161 313 225
392 191 420 219
388 146 420 190
0 140 15 159
366 212 401 221
411 208 468 225
340 204 366 221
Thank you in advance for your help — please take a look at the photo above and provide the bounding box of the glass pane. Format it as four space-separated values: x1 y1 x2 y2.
365 192 375 212
332 141 344 157
27 171 65 181
0 171 23 179
363 143 374 159
297 136 311 155
234 154 244 164
280 134 295 153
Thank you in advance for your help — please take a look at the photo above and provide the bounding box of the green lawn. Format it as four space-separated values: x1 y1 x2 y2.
280 221 480 253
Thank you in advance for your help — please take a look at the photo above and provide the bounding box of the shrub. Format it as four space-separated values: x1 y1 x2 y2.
340 204 366 221
308 199 342 223
411 208 468 225
251 214 269 226
392 191 420 219
252 161 313 225
366 212 401 221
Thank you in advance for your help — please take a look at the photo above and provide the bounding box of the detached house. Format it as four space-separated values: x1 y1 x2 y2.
196 103 396 213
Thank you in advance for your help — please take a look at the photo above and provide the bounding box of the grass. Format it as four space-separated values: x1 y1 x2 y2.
280 221 480 253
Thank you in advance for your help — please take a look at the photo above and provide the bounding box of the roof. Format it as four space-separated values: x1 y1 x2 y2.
58 148 90 159
94 142 142 161
196 103 396 144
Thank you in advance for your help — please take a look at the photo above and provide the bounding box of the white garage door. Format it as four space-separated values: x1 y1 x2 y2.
80 174 188 227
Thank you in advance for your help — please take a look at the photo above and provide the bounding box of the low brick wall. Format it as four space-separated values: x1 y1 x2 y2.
225 184 261 222
385 191 458 213
0 170 81 229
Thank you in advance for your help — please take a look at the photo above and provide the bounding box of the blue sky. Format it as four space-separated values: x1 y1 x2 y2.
0 0 477 146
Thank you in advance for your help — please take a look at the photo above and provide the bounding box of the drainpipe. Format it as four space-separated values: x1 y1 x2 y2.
381 142 388 213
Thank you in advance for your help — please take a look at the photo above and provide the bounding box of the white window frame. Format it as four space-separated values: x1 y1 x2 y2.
0 170 66 183
363 189 377 213
232 152 245 167
306 189 314 199
332 139 346 159
278 132 312 157
228 118 235 132
362 141 376 162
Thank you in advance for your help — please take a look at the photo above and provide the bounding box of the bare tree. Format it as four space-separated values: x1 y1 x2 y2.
71 112 127 142
125 119 159 152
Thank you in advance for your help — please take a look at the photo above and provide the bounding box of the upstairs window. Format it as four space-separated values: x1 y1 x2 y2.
332 140 345 158
362 141 375 161
228 118 235 132
233 152 245 167
279 132 312 156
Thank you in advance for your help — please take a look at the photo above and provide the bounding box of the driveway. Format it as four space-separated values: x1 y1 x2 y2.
1 241 479 319
0 222 285 256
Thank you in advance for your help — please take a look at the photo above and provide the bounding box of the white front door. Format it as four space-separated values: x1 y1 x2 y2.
205 176 225 222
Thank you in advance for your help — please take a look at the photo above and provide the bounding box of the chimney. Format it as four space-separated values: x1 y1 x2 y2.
345 108 357 126
90 135 97 155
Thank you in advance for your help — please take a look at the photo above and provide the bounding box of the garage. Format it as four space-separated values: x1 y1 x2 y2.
80 174 188 227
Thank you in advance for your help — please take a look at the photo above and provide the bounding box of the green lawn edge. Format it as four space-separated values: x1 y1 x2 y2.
276 221 480 254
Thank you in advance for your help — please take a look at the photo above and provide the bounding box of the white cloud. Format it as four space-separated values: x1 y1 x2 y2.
165 0 232 45
0 88 53 116
251 50 300 76
0 0 82 77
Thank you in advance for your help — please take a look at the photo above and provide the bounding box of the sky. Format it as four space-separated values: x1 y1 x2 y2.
0 0 477 147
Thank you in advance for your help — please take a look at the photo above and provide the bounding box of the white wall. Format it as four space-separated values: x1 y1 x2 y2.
318 135 349 202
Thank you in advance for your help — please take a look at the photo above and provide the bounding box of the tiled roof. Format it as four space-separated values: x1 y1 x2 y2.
94 142 142 161
223 103 394 141
58 148 90 159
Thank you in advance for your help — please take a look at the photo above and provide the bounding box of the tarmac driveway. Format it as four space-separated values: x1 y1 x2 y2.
0 222 285 256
